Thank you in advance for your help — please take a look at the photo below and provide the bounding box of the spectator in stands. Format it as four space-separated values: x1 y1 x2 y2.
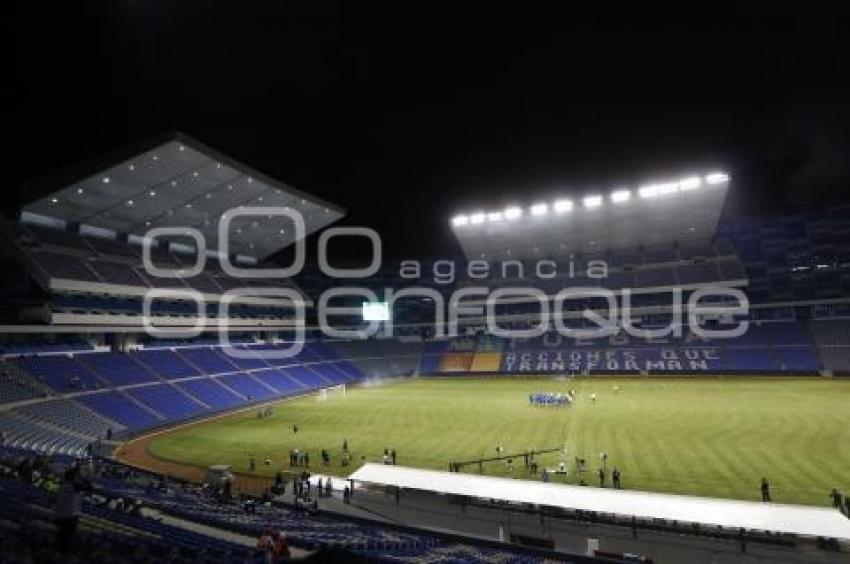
325 477 332 497
343 485 350 504
830 488 844 510
273 531 291 561
257 528 277 563
55 466 83 553
760 478 771 502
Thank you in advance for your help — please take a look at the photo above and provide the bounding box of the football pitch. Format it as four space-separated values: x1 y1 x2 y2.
145 376 850 507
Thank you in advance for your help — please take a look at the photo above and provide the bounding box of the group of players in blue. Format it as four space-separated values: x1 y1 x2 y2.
528 390 575 407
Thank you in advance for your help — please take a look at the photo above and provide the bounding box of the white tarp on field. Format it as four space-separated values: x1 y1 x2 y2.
350 463 850 540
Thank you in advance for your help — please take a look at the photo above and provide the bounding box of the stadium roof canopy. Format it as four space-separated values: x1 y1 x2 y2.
22 133 345 259
450 172 730 260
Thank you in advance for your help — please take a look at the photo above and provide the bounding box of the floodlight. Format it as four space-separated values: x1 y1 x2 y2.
640 182 678 198
487 211 504 222
639 184 658 198
583 195 603 208
553 199 573 213
452 214 469 227
657 182 679 196
679 176 702 190
504 206 523 220
470 212 486 225
705 171 729 184
610 189 631 203
530 203 548 216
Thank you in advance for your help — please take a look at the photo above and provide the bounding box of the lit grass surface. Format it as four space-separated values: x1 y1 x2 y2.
147 376 850 506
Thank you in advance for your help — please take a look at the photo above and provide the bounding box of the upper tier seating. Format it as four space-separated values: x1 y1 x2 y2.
80 353 159 386
0 365 47 404
14 355 103 392
134 349 200 379
177 347 239 374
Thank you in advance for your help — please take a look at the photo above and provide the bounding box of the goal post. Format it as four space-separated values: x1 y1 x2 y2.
318 384 346 401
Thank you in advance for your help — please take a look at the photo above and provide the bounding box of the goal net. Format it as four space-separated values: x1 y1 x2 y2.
318 384 346 401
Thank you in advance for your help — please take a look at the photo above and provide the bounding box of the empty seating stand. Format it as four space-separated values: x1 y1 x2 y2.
14 355 103 392
134 349 200 380
251 369 305 395
216 373 276 401
127 384 208 419
13 399 123 439
77 392 162 431
80 353 159 386
176 378 245 409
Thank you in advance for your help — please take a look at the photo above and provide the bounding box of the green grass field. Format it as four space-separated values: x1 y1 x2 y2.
146 377 850 506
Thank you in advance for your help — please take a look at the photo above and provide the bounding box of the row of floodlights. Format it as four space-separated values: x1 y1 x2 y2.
451 172 729 227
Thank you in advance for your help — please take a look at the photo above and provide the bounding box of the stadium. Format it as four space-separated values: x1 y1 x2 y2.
5 5 850 564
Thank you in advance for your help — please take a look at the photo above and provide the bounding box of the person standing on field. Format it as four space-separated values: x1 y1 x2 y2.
761 478 771 502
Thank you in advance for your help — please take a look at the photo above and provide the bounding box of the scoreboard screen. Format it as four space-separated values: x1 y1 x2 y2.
362 301 390 321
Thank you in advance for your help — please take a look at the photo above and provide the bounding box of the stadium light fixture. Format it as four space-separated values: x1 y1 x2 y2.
553 199 573 213
639 184 659 198
452 214 469 227
487 211 504 223
705 171 730 185
504 206 523 220
470 212 486 225
610 189 631 203
102 176 110 184
657 182 679 196
530 203 549 216
583 195 603 208
679 176 702 190
640 182 679 198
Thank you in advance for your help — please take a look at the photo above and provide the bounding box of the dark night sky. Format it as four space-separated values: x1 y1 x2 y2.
7 2 850 261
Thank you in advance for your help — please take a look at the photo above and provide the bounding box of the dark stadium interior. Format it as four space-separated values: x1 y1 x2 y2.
4 3 850 564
